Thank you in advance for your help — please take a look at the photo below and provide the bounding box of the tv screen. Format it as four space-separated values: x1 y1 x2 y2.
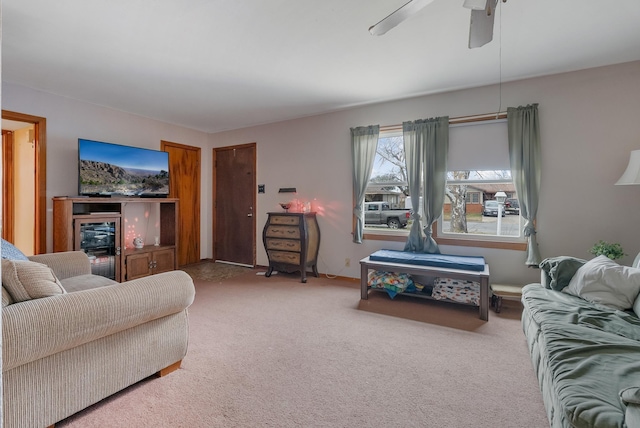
78 139 169 197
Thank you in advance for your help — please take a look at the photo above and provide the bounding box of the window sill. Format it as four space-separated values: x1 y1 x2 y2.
362 230 408 242
361 229 527 251
433 235 527 251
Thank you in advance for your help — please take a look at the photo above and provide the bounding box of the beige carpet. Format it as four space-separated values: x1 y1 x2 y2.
57 270 548 427
180 260 253 282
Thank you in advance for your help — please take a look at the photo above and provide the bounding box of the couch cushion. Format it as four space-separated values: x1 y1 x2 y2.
60 274 117 292
563 255 640 310
1 239 29 261
522 285 640 428
1 259 66 303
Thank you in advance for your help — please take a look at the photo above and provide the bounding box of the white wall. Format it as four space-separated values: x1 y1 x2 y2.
210 60 640 285
3 61 640 285
1 83 212 256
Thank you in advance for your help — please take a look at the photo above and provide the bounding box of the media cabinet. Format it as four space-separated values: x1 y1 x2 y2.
52 196 179 282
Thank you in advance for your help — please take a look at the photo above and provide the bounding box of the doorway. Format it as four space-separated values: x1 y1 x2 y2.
213 143 256 267
1 110 47 255
161 140 201 267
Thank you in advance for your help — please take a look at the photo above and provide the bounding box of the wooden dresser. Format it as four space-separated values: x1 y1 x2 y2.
263 212 320 283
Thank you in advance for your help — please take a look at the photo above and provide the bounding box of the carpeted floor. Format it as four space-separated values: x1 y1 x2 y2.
180 260 254 282
57 270 548 427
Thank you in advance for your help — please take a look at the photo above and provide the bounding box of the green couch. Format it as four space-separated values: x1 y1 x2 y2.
522 257 640 428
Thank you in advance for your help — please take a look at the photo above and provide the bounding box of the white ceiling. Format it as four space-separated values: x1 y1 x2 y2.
3 0 640 133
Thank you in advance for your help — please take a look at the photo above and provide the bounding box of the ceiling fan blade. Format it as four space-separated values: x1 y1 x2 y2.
463 0 488 10
369 0 435 36
468 0 498 48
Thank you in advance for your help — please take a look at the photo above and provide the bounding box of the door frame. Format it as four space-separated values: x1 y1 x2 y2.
2 110 47 254
212 142 257 265
161 140 201 266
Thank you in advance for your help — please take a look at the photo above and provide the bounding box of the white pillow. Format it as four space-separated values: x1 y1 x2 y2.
563 255 640 310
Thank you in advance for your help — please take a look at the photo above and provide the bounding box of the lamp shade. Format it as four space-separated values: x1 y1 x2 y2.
616 150 640 185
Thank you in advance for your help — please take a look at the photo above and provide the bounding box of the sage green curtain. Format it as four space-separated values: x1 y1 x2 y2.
351 125 379 244
508 104 542 266
403 117 449 253
402 121 424 252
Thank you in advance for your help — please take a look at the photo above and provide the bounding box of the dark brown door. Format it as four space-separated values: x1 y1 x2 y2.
213 143 256 266
161 140 201 267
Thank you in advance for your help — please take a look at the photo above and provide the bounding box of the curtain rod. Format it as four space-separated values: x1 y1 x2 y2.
379 111 507 132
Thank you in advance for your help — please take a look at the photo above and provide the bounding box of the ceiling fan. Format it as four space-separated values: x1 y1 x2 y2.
369 0 506 49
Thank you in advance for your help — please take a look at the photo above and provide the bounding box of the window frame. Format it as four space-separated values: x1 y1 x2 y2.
357 113 527 251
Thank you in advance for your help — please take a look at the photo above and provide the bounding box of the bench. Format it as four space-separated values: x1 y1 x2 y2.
360 251 491 320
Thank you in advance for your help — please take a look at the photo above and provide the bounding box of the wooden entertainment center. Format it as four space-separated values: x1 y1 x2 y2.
52 196 179 282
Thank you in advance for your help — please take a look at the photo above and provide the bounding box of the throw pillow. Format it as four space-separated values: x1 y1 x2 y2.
432 277 480 305
1 259 66 303
539 256 587 291
1 239 29 261
563 255 640 310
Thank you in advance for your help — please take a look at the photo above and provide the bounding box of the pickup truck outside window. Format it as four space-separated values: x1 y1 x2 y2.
364 201 410 229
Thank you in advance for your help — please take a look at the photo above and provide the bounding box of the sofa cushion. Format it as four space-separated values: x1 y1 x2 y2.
522 284 640 428
1 259 66 303
563 255 640 310
60 274 117 292
1 239 29 261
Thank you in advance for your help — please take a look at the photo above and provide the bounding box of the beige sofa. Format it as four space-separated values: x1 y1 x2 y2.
1 251 195 428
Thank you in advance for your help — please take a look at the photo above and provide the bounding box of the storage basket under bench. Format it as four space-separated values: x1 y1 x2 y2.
360 250 491 320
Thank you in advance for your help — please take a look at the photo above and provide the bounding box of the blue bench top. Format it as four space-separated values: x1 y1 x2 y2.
368 249 486 272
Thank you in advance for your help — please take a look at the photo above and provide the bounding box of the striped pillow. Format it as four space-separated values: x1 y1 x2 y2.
1 259 66 303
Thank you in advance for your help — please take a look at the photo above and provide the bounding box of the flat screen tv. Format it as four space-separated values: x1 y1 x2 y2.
78 139 169 197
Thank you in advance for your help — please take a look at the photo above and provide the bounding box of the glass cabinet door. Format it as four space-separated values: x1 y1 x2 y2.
74 217 121 280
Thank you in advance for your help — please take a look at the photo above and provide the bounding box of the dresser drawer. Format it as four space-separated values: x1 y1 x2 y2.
266 238 301 252
270 215 300 226
269 250 301 265
265 225 300 239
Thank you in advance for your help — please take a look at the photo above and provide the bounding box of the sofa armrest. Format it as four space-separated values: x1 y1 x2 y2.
28 251 92 280
620 387 640 428
2 270 195 371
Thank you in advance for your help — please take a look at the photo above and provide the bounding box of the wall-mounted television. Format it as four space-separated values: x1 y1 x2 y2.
78 139 169 198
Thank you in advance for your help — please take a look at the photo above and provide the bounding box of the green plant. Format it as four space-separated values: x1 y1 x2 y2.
590 240 626 260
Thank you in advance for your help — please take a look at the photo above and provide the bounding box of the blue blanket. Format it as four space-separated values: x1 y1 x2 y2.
369 249 486 272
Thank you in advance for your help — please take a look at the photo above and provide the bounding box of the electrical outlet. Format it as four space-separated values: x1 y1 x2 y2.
345 258 351 267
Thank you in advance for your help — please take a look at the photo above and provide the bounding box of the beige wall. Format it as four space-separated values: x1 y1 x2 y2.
1 84 211 256
209 60 640 285
3 60 640 284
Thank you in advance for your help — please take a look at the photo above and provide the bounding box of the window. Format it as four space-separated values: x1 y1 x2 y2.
363 129 411 239
436 118 526 250
360 116 526 250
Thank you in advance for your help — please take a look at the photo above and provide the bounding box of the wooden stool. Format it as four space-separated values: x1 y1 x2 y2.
490 284 523 313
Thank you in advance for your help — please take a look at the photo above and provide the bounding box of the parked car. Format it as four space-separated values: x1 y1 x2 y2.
364 201 411 229
482 200 506 217
504 198 520 215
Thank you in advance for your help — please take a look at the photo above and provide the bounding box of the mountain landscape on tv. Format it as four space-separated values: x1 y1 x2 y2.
80 160 169 196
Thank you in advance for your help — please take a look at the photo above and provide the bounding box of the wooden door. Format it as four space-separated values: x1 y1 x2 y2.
213 143 256 266
2 130 15 242
161 140 201 267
